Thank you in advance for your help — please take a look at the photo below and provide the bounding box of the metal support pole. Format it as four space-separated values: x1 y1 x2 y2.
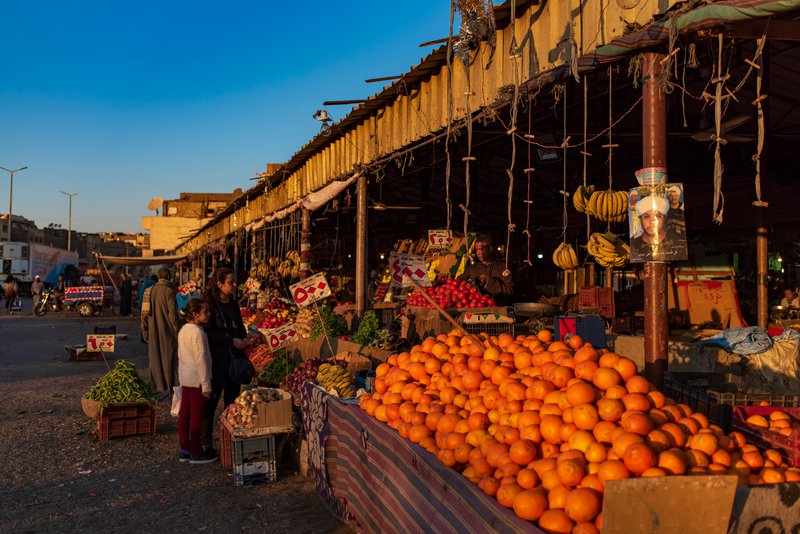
300 208 312 279
233 232 239 282
1 166 28 242
642 53 669 387
355 174 368 317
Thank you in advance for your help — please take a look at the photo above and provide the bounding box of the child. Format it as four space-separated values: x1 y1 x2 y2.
177 298 217 464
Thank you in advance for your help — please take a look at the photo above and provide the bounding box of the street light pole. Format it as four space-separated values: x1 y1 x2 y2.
0 166 28 242
60 191 78 251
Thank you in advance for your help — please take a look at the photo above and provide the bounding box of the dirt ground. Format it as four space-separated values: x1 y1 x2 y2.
0 308 351 533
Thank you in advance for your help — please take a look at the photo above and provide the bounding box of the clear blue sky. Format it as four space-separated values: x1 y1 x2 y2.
0 1 452 234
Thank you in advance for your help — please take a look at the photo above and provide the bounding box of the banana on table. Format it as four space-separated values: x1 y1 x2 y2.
317 363 356 398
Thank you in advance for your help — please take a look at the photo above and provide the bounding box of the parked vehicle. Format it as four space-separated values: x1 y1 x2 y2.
0 241 79 294
34 285 113 317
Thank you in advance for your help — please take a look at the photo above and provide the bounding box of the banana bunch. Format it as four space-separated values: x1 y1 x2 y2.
585 189 628 223
587 232 630 268
317 363 355 397
572 185 594 213
552 242 579 270
249 262 271 282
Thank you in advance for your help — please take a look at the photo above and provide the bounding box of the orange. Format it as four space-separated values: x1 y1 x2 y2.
597 459 630 485
567 430 596 453
625 375 650 394
564 488 602 523
556 458 585 487
611 431 645 458
761 467 786 484
516 468 540 489
621 411 656 436
408 424 431 444
574 361 599 381
604 385 628 400
640 467 668 477
598 352 620 369
622 393 652 412
578 473 604 493
660 422 688 448
537 329 554 343
592 421 618 444
512 488 548 521
584 442 608 463
566 382 597 406
478 476 500 497
614 357 638 381
538 508 575 534
646 390 667 409
509 439 538 466
688 432 719 456
592 367 623 390
597 398 625 422
572 522 600 534
746 415 769 428
540 415 564 445
622 443 657 475
646 429 673 453
573 404 600 431
548 484 571 509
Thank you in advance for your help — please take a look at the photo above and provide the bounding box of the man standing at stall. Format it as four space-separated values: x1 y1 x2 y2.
119 273 133 316
140 268 179 396
460 236 513 305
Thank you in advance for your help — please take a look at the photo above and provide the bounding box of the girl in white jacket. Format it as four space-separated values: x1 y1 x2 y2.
177 298 216 464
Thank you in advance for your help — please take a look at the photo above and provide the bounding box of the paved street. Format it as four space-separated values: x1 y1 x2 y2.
0 309 348 533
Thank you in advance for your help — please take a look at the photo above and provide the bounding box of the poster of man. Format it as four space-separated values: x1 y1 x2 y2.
628 183 688 263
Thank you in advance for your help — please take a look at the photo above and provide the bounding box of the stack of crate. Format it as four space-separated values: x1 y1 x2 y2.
578 286 615 318
219 419 277 486
96 403 156 441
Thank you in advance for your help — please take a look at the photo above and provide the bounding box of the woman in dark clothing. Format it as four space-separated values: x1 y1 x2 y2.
202 268 248 452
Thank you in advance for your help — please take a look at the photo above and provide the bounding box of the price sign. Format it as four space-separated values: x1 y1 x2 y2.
86 334 115 353
290 272 331 307
259 322 299 350
177 281 197 296
428 229 453 250
244 277 261 293
389 252 431 288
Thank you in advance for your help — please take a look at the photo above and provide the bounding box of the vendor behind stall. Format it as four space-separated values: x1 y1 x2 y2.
460 236 513 305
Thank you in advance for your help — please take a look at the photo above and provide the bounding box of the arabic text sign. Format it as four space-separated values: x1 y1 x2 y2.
427 229 453 249
389 253 430 288
260 323 299 350
86 334 115 353
178 281 197 296
290 272 331 307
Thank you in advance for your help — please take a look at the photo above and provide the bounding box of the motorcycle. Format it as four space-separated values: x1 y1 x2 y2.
34 288 97 317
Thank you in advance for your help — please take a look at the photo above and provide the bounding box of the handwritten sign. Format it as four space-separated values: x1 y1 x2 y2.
290 272 331 307
86 334 115 353
177 281 197 296
427 229 453 250
259 322 299 350
389 252 431 288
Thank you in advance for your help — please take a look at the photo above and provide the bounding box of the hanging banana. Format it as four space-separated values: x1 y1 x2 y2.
580 189 628 223
572 185 594 213
586 232 630 268
552 242 579 270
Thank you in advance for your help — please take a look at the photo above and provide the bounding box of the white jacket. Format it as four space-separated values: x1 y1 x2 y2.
178 323 212 393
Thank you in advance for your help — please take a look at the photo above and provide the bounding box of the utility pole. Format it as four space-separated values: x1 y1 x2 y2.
60 191 78 251
0 166 28 241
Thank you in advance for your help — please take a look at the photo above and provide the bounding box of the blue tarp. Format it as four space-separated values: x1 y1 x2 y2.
698 326 773 355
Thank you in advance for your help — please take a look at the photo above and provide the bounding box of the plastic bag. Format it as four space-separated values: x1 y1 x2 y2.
170 386 181 417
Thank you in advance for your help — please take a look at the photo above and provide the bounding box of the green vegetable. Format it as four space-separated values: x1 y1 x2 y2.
257 350 297 386
352 310 381 345
85 360 159 403
310 305 344 340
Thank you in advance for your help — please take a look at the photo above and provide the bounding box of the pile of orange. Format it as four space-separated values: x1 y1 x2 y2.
746 410 799 437
358 331 800 533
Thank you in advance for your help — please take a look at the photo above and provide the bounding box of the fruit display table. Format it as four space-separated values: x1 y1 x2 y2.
300 382 539 533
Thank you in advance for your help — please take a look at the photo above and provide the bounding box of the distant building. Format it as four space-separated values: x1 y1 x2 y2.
141 190 242 256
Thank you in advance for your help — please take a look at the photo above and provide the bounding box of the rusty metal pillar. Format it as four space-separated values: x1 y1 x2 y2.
642 53 669 387
355 174 368 318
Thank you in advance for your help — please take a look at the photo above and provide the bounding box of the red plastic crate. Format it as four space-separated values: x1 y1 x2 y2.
578 287 615 318
731 406 800 467
96 403 156 441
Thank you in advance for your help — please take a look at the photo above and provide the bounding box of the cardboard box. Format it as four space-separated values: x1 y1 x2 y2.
335 352 373 375
253 388 293 430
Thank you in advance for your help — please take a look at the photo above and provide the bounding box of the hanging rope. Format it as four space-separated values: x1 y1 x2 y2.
463 60 474 246
560 84 569 244
753 36 768 208
603 66 618 233
445 0 455 230
504 0 520 273
582 75 590 245
523 93 534 266
711 33 727 224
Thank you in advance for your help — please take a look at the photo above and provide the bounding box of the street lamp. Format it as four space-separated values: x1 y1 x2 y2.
0 166 28 242
60 191 78 251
